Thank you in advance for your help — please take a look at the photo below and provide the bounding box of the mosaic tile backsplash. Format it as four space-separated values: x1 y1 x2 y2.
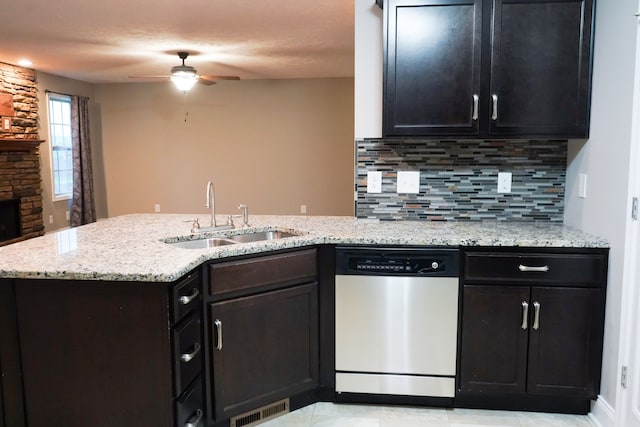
356 139 567 222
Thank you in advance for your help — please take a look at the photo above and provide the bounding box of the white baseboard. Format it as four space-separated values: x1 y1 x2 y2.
589 396 615 427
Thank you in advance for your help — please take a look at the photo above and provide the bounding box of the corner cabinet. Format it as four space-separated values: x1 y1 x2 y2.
457 248 608 414
383 0 595 139
205 249 319 427
10 271 205 427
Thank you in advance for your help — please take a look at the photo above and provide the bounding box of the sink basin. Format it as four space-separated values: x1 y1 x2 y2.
165 229 300 249
228 230 298 243
167 238 236 249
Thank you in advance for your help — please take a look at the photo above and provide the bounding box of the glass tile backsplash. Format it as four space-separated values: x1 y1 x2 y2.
356 139 567 222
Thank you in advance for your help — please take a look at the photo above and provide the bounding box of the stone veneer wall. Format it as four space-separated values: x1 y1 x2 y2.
0 62 44 243
356 139 567 222
0 62 39 139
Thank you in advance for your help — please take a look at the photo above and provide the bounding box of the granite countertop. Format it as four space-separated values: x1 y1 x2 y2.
0 214 609 282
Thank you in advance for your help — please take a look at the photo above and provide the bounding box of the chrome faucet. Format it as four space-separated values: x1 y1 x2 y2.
206 180 217 228
190 180 234 233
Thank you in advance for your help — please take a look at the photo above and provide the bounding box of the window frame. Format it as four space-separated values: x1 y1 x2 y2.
47 93 73 202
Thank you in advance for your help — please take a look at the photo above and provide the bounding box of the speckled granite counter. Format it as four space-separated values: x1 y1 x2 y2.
0 214 609 282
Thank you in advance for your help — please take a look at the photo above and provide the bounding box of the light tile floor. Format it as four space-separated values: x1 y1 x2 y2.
259 403 595 427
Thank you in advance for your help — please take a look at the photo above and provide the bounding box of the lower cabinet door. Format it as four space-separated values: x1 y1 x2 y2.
459 285 530 394
209 283 318 422
527 286 603 398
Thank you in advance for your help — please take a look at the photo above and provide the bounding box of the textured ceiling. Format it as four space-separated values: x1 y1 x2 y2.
0 0 355 83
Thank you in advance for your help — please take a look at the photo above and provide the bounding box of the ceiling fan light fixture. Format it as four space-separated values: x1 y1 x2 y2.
170 66 198 92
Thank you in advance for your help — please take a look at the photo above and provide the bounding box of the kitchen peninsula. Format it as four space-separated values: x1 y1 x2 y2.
0 215 609 427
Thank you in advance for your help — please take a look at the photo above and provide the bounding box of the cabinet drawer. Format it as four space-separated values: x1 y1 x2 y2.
173 314 202 397
209 249 317 296
172 272 201 323
464 252 606 286
175 378 204 427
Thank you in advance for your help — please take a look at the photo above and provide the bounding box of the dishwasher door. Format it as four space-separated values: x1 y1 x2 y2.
335 274 459 397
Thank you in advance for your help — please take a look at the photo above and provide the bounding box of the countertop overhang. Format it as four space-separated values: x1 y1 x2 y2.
0 214 609 282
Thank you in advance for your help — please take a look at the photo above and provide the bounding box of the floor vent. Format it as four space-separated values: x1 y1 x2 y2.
230 398 290 427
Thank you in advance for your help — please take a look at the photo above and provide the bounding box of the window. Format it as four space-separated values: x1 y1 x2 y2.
48 94 73 200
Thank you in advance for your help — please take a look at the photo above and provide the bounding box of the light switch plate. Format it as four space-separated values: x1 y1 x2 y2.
367 171 382 193
497 172 512 193
397 171 420 194
579 173 587 199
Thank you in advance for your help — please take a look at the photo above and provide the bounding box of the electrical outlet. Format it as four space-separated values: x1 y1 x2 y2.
579 173 587 199
154 204 161 213
497 172 512 193
397 171 420 194
300 205 307 214
367 171 382 193
65 210 70 221
48 215 54 224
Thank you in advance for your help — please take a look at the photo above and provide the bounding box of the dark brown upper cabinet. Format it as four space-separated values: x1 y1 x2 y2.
383 0 595 139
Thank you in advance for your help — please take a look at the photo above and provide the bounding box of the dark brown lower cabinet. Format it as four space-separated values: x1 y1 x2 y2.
458 249 607 413
209 283 318 422
460 285 603 397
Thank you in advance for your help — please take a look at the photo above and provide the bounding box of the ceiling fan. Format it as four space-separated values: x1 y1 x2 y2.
129 52 240 92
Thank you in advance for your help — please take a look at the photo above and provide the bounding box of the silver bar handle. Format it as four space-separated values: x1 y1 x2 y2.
533 301 541 330
179 288 199 305
521 301 529 330
214 319 223 351
180 342 201 363
472 94 479 121
185 409 203 427
491 94 498 120
519 264 550 273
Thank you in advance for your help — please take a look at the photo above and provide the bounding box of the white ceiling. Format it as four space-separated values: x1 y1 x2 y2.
0 0 355 83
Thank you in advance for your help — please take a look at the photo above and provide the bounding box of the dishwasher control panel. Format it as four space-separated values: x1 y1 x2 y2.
336 247 459 277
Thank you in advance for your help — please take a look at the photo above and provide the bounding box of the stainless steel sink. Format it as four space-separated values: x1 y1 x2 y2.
165 229 299 249
228 230 298 243
167 238 237 249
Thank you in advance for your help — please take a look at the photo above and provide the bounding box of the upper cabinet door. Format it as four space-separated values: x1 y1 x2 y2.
383 0 483 137
489 0 594 138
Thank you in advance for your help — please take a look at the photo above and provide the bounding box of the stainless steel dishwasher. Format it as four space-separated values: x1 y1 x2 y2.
335 247 459 400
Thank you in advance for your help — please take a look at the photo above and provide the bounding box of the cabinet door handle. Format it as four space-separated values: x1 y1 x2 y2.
491 94 498 120
180 342 201 363
472 94 479 121
521 301 529 330
185 408 203 427
518 264 550 273
179 288 200 305
214 319 223 351
533 301 541 330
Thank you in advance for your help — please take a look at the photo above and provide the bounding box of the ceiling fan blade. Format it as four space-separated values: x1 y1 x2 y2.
197 78 217 86
128 75 170 79
199 74 240 82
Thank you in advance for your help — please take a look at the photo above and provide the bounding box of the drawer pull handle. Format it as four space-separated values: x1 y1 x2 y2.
533 301 541 330
214 319 223 351
521 301 529 330
185 408 203 427
472 94 479 121
179 288 200 305
518 264 549 273
491 94 498 120
180 342 201 363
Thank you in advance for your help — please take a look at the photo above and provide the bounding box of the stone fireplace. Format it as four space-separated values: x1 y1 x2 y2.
0 62 45 246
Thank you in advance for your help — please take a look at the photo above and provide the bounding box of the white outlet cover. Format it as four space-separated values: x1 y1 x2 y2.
497 172 512 194
367 171 383 194
397 171 420 194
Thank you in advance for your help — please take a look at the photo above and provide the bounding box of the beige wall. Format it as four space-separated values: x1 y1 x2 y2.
36 72 108 232
95 78 354 218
